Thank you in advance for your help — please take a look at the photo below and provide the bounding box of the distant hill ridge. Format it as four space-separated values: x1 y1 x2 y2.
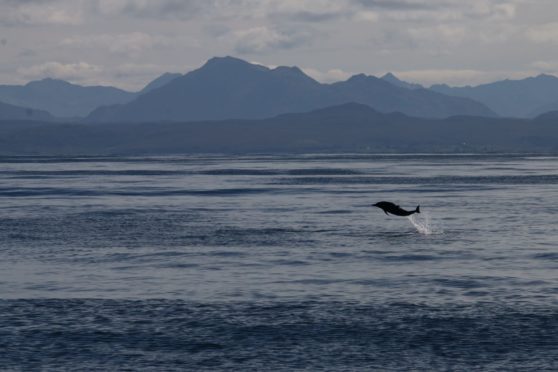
430 74 558 117
2 102 558 155
86 56 495 122
0 100 54 121
4 57 558 120
381 73 423 90
0 78 135 117
0 72 185 118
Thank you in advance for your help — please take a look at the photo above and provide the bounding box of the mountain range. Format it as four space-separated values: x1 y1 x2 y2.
2 56 558 122
431 74 558 118
0 79 135 118
86 56 495 122
0 72 184 119
1 103 557 155
380 73 423 90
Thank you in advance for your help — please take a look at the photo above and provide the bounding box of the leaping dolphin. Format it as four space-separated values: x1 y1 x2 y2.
373 201 420 216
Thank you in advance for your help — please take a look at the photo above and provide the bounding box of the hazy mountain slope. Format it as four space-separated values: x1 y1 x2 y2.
530 100 558 117
0 100 54 121
430 74 558 117
381 73 423 90
331 74 495 118
3 103 557 155
0 78 135 117
87 57 340 122
140 73 182 94
87 56 495 122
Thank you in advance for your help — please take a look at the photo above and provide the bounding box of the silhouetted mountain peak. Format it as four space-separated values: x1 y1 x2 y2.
381 72 397 80
430 83 451 89
23 78 133 92
201 56 269 73
272 65 303 75
25 78 75 89
532 73 558 82
347 73 369 82
271 66 319 83
381 72 423 90
207 55 246 63
343 74 394 89
86 56 497 122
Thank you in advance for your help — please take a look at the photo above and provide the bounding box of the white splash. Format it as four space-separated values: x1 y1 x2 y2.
408 212 437 235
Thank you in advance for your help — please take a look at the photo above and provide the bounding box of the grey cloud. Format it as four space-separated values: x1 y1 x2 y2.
61 32 169 55
0 0 554 88
18 49 38 58
269 8 353 23
91 0 223 20
354 0 519 22
233 27 313 55
0 0 57 4
368 27 418 50
93 1 350 23
17 61 103 84
121 1 201 19
204 24 231 38
278 10 347 22
354 0 438 11
0 0 82 26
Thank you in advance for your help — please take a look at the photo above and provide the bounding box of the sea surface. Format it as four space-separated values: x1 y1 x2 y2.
1 154 557 370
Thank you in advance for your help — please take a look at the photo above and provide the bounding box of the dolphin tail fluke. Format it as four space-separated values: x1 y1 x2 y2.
415 205 420 214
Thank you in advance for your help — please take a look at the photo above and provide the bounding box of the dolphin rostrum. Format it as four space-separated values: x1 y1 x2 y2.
373 201 420 216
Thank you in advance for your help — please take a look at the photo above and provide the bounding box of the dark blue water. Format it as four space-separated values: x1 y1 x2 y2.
1 154 557 370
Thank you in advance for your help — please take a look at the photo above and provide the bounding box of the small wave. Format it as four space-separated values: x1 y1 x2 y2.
432 278 485 289
200 169 279 176
276 175 558 185
2 299 557 371
287 168 362 176
0 187 275 197
531 252 558 260
382 254 440 261
0 170 191 177
317 209 353 214
200 168 362 176
268 259 310 266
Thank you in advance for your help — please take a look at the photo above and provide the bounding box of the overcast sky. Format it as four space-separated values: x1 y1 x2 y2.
1 0 557 90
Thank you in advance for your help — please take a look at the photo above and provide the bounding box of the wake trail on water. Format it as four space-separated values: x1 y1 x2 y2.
408 212 440 235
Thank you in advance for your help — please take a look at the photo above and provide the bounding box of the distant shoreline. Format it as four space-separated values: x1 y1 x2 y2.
1 103 558 155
